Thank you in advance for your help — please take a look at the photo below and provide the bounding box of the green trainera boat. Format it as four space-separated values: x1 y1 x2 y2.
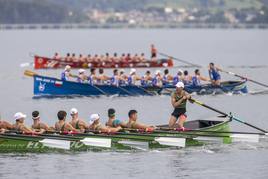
0 117 231 153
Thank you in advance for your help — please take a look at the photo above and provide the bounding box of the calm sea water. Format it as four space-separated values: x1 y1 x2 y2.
0 29 268 179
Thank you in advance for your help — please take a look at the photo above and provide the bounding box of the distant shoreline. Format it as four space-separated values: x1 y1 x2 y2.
1 23 268 30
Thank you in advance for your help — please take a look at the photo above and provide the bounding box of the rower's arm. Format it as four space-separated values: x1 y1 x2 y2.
133 122 151 129
172 96 185 108
200 76 209 81
66 123 79 132
4 121 14 130
120 121 128 128
21 125 33 133
100 126 121 133
79 121 88 133
40 123 50 131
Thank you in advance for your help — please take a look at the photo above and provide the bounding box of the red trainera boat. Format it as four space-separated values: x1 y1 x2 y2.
34 55 174 69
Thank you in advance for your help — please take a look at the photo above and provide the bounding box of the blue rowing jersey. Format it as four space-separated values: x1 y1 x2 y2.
192 76 201 86
111 76 119 86
127 76 133 85
173 76 182 85
87 76 93 85
209 68 221 81
61 71 68 81
163 75 168 85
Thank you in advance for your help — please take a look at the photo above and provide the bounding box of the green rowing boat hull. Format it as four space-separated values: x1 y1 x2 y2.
0 119 230 153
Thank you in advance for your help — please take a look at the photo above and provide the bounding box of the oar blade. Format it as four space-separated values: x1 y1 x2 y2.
24 70 37 77
40 139 71 150
117 140 149 150
155 137 186 147
80 137 112 148
231 134 260 143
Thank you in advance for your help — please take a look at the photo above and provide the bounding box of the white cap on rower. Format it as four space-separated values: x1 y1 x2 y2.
65 65 71 71
129 68 136 75
155 70 161 75
176 81 184 89
14 112 27 120
70 108 78 115
89 114 100 125
178 69 183 75
78 69 85 74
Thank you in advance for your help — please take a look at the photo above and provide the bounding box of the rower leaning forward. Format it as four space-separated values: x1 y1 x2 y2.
168 82 192 131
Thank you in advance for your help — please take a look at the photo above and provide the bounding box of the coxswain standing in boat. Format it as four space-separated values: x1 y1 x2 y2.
31 111 51 131
151 44 157 60
61 65 75 81
163 69 173 86
208 62 222 86
141 70 152 87
126 110 155 131
152 70 163 87
55 110 78 132
13 112 43 134
169 82 191 131
69 108 88 133
128 68 141 85
192 69 210 87
77 69 88 83
88 114 122 133
0 114 14 133
106 108 127 128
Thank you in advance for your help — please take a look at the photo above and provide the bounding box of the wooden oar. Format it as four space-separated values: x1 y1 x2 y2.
221 69 268 88
158 52 202 68
189 98 268 134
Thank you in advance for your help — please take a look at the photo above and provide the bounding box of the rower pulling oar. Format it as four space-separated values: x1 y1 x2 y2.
189 98 268 134
220 69 268 88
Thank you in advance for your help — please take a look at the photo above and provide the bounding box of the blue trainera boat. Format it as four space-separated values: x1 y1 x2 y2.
31 74 248 97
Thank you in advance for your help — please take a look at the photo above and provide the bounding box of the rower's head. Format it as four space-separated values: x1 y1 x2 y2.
209 62 215 69
146 70 151 75
164 69 169 75
155 70 161 76
128 110 138 121
151 44 155 48
65 65 71 72
67 53 70 57
120 69 125 75
108 108 116 118
114 53 117 57
78 69 85 74
141 53 145 57
99 68 104 74
32 111 40 121
90 68 96 74
14 112 26 123
72 53 76 57
130 68 136 75
89 114 100 126
175 82 184 92
184 70 188 76
57 110 67 121
113 69 119 75
70 108 78 118
177 70 183 76
195 69 200 75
